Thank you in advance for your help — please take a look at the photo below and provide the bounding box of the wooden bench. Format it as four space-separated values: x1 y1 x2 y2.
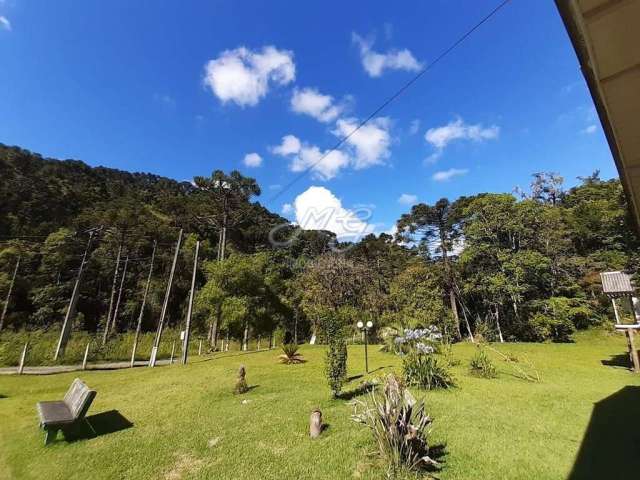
36 378 97 445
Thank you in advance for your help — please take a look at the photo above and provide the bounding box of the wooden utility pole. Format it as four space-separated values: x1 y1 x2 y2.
131 241 156 367
182 240 199 365
0 255 20 332
103 243 122 345
82 343 90 370
494 305 505 343
150 229 182 367
18 342 28 375
54 229 97 360
110 255 129 335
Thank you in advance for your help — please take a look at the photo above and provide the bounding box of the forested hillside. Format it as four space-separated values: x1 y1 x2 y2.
1 144 638 349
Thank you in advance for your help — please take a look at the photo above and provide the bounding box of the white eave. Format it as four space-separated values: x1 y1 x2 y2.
556 0 640 231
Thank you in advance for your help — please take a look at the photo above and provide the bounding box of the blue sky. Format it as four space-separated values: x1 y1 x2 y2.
0 0 617 238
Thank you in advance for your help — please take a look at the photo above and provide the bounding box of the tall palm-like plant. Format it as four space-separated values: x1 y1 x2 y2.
278 343 304 364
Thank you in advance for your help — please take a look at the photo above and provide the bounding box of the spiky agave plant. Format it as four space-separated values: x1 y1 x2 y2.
351 374 439 476
278 343 305 364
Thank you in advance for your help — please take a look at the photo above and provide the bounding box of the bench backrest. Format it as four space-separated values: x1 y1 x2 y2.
63 378 97 420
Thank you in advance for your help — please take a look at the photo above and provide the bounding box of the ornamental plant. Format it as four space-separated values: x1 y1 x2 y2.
351 374 439 476
395 326 455 390
469 346 498 378
278 343 304 364
393 326 443 355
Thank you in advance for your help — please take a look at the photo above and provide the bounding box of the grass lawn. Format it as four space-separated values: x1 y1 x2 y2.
1 329 639 479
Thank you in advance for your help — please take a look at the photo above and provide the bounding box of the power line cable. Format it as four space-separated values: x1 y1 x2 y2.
269 0 512 202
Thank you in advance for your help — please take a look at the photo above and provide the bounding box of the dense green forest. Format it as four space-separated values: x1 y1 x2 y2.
1 143 638 352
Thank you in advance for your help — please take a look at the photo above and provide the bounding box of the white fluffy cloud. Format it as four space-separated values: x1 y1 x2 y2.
352 33 422 77
0 16 10 31
291 145 351 181
333 117 392 169
270 134 301 156
203 46 295 107
271 113 392 180
291 88 342 123
271 135 350 180
243 152 262 167
581 124 597 135
432 168 469 182
281 203 293 215
293 186 374 241
425 118 500 150
398 193 418 205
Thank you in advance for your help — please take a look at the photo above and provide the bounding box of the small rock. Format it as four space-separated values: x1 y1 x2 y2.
207 437 221 448
241 399 251 405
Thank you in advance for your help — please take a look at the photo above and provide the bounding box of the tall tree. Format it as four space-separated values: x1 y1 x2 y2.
397 198 463 338
193 170 261 262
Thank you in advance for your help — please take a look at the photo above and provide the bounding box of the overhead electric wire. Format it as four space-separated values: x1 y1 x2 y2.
269 0 512 202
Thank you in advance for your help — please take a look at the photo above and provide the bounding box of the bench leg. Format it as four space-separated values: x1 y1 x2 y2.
44 428 57 446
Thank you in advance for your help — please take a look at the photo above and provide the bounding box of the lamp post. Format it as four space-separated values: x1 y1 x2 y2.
357 320 373 373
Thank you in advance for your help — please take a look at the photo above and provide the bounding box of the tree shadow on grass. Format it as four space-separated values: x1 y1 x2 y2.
601 352 635 369
338 382 377 401
567 386 640 479
347 366 393 382
199 350 269 363
63 410 133 442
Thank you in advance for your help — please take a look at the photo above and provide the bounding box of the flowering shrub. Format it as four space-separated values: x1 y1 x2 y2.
393 326 443 355
394 326 455 390
403 353 455 390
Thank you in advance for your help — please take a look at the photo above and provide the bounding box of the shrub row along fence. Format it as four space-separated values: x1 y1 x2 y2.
0 329 283 368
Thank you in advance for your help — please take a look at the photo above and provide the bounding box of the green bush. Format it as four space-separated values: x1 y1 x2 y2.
528 313 575 343
324 318 347 397
469 347 497 378
525 296 598 342
402 352 455 390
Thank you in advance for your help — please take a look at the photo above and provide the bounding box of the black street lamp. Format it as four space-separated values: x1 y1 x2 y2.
357 320 373 373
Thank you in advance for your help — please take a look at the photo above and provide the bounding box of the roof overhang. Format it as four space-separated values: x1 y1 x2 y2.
555 0 640 231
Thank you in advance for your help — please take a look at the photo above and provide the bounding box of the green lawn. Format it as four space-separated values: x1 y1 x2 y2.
1 329 639 480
